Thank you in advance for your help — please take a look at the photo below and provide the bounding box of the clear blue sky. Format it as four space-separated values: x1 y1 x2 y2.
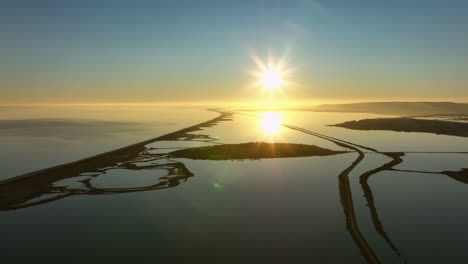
1 0 467 104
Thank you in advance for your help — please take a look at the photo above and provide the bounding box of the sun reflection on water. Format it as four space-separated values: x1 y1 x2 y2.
260 111 283 135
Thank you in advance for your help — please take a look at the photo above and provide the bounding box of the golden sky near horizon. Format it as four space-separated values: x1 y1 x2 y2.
1 1 467 104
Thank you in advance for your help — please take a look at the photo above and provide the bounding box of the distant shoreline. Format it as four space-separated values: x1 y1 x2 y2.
237 102 468 116
331 117 468 138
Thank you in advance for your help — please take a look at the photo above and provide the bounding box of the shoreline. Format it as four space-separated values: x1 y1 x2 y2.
0 109 231 185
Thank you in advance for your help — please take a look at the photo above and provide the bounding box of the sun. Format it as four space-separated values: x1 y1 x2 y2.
249 52 292 92
260 69 284 90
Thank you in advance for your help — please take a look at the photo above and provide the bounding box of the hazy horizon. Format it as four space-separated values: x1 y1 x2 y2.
2 99 468 108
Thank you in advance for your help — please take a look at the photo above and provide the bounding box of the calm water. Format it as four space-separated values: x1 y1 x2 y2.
1 107 467 263
0 105 216 178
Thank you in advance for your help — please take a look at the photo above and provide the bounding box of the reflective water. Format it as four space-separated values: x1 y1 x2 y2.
0 107 467 263
0 105 216 178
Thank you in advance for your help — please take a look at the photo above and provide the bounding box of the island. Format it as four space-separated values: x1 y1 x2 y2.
331 117 468 137
170 142 346 160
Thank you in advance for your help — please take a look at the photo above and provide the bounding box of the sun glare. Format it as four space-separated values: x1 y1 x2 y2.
260 69 284 90
249 52 293 93
260 111 282 134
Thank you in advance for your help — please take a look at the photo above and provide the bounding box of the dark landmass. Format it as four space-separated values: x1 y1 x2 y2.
442 169 468 184
405 114 468 122
170 142 345 160
313 102 468 116
332 118 468 137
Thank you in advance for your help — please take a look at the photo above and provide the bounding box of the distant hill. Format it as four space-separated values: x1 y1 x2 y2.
313 102 468 116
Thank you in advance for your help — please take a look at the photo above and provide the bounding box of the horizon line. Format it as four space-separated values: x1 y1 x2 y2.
1 99 468 107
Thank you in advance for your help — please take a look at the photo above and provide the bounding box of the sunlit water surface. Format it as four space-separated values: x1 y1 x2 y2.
1 107 467 263
0 105 216 178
